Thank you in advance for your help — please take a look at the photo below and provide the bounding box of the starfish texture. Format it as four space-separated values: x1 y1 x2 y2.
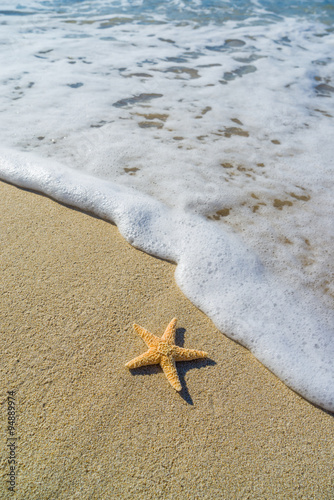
125 318 208 391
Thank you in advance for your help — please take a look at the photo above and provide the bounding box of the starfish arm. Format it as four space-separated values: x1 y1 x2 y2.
125 348 161 369
133 324 160 348
161 317 177 343
172 346 208 362
160 356 182 391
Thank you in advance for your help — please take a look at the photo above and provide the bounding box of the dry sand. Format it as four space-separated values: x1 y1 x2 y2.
0 180 333 499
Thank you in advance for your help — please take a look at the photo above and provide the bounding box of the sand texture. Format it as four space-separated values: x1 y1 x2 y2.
0 180 333 499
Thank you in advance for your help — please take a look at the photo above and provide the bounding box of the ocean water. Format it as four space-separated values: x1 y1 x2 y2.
0 0 333 411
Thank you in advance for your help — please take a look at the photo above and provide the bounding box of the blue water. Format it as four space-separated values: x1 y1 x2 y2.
4 0 334 25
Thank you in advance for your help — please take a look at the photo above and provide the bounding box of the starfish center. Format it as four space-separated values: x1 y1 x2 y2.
157 341 173 356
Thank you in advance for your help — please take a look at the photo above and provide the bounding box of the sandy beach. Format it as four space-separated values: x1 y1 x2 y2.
0 179 333 499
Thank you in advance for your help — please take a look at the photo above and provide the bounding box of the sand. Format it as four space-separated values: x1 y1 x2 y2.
0 180 333 499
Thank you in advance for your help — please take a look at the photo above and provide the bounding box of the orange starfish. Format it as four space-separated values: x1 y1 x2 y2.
125 318 208 391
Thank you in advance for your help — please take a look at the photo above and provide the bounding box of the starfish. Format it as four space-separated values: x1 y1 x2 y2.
125 318 208 391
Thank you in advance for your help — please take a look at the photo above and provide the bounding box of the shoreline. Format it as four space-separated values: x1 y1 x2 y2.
1 180 333 499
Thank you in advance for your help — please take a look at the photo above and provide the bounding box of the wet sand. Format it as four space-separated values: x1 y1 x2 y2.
0 180 333 499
